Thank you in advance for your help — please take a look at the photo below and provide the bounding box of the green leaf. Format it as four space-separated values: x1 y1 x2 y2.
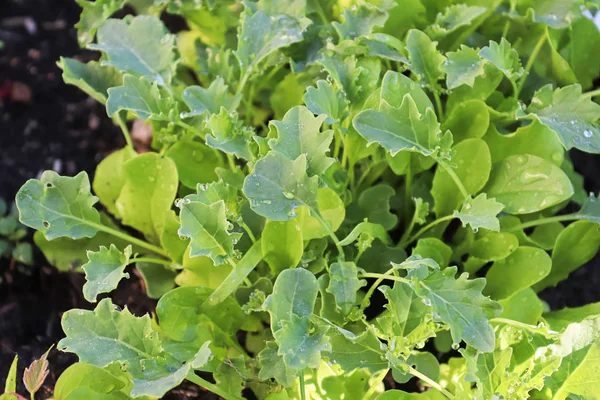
16 171 101 240
53 363 130 400
353 95 444 157
243 152 318 221
262 219 303 274
578 193 600 223
431 138 491 216
517 0 580 29
499 288 544 325
469 231 519 262
181 77 241 118
164 141 223 189
82 244 132 302
326 262 366 315
428 4 487 38
326 326 388 374
339 221 391 247
3 355 18 394
136 262 177 299
484 246 551 300
106 74 175 120
544 302 600 331
268 106 334 176
379 71 432 114
525 84 600 154
412 237 452 267
441 45 486 90
93 147 136 216
478 38 524 81
483 121 565 166
175 250 231 289
303 79 348 124
568 17 600 90
319 54 381 107
406 29 446 90
442 99 489 144
392 351 440 384
484 154 574 214
235 10 310 78
544 317 600 398
116 153 178 243
357 184 398 230
274 315 331 369
297 187 345 241
332 3 388 40
75 0 125 47
257 341 298 387
270 73 306 120
414 266 502 352
454 194 504 232
463 347 512 399
264 268 318 330
178 200 241 265
89 16 175 84
59 57 123 104
535 220 600 291
205 109 254 160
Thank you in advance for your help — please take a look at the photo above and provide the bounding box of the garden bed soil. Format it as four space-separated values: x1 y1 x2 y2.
1 0 599 398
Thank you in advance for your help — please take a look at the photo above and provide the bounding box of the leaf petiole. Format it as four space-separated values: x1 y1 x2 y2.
400 215 455 247
86 221 169 258
186 371 243 400
406 365 454 399
490 318 558 337
114 113 133 150
309 207 345 261
438 161 469 200
130 257 173 267
505 214 580 232
299 371 307 400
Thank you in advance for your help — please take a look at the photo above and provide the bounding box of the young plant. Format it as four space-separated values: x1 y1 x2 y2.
11 0 600 399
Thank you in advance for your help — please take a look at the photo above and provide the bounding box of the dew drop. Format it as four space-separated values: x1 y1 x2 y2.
451 343 460 350
584 129 593 138
282 191 294 199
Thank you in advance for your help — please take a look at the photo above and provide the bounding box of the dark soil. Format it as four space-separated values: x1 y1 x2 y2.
1 0 599 398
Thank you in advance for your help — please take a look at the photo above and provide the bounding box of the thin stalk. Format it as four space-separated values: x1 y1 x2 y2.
438 161 469 200
362 369 389 400
313 0 329 24
398 202 419 247
175 121 204 140
227 154 237 170
239 221 257 243
310 207 345 261
517 30 547 96
582 88 600 98
359 272 410 285
506 214 579 232
131 257 173 267
87 221 169 257
299 371 307 400
186 371 243 400
407 366 454 399
401 215 455 247
491 318 558 336
115 114 134 150
404 165 413 224
358 266 408 313
433 90 444 122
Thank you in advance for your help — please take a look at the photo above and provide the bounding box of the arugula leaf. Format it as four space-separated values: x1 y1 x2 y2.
16 171 101 240
82 244 132 302
75 0 125 47
268 106 334 176
303 79 348 125
326 262 366 315
205 109 254 160
262 219 303 274
59 57 123 104
89 16 175 84
115 153 178 243
406 29 446 90
93 147 136 216
428 4 487 38
484 154 574 214
441 45 486 90
257 341 298 387
181 77 241 118
454 194 504 232
353 94 444 157
325 326 388 374
106 74 175 120
478 38 524 81
357 184 398 230
274 315 331 369
525 84 600 154
413 266 502 352
332 3 388 40
243 151 318 221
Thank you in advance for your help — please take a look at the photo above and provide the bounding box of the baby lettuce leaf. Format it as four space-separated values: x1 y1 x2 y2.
82 244 132 302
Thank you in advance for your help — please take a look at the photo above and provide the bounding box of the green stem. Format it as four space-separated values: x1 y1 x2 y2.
582 88 600 98
433 90 444 122
175 121 203 139
490 318 558 336
401 215 455 247
438 161 469 200
407 366 454 399
310 207 345 261
359 272 410 285
87 221 169 258
506 214 579 232
236 71 251 96
227 154 236 170
131 257 173 267
239 221 257 243
313 0 329 24
404 165 413 224
517 29 547 96
205 239 263 306
186 371 243 400
299 371 307 400
358 266 409 312
362 369 389 400
115 114 134 150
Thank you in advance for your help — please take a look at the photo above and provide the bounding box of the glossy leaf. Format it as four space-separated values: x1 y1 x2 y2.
181 77 241 118
82 244 132 302
303 79 347 124
478 38 524 81
326 262 366 315
441 45 486 89
406 29 446 90
262 219 303 274
93 147 136 216
274 315 331 369
106 74 174 120
454 194 504 232
59 57 123 104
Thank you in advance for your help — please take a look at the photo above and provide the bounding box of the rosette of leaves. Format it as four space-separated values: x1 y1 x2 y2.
11 0 600 399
